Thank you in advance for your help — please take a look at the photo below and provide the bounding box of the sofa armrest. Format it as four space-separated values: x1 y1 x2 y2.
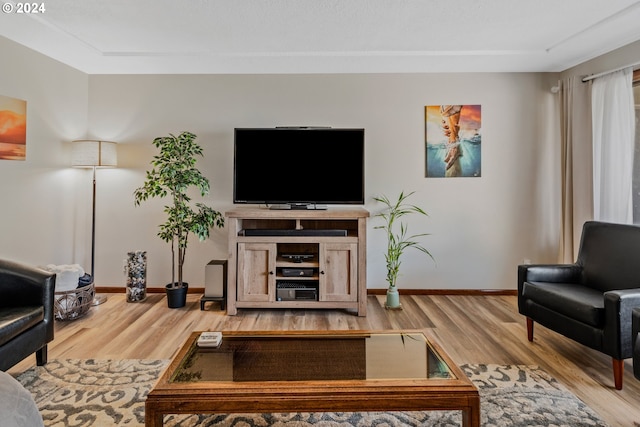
0 259 54 306
0 259 56 342
633 307 640 344
518 264 582 284
40 273 56 342
603 289 640 359
517 264 582 312
633 308 640 380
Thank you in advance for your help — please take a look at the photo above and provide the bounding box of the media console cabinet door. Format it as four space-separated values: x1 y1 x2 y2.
320 242 357 302
237 243 276 302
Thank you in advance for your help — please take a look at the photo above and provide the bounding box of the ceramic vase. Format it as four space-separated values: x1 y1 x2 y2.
385 285 401 309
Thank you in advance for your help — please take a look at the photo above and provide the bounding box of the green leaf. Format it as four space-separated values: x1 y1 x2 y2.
373 191 435 288
133 131 225 283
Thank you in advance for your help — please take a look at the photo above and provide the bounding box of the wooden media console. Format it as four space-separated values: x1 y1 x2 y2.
225 208 369 316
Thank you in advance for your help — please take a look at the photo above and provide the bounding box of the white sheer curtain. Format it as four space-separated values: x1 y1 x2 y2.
591 67 636 223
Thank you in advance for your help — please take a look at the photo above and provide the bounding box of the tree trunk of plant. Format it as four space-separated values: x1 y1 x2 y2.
170 238 176 287
178 245 184 287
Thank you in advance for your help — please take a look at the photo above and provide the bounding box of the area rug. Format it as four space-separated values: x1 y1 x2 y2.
15 359 608 427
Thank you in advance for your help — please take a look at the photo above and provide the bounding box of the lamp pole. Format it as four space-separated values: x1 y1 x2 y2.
71 140 117 306
91 165 96 278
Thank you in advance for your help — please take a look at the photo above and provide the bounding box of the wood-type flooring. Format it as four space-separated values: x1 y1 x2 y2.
9 294 640 426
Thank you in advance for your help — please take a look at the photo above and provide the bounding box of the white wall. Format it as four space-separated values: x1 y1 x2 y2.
87 72 558 290
0 37 89 268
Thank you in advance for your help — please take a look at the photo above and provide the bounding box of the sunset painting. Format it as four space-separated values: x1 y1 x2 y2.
425 104 481 178
0 95 27 161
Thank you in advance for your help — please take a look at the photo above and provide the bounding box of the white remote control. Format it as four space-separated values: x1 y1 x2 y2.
197 332 222 348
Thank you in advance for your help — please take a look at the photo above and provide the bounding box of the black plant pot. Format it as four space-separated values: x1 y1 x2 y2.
165 282 188 308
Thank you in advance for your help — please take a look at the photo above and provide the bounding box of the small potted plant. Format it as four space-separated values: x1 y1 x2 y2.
373 191 434 309
134 131 224 308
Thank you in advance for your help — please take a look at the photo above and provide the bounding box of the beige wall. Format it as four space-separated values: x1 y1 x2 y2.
561 40 640 81
11 35 640 291
0 37 89 267
86 73 558 290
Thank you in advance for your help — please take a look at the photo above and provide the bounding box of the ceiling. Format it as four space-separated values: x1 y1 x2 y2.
2 0 640 74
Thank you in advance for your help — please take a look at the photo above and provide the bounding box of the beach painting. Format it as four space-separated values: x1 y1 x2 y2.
425 104 481 178
0 95 27 161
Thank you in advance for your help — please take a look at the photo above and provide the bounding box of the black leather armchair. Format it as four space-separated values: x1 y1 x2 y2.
518 221 640 390
0 259 55 371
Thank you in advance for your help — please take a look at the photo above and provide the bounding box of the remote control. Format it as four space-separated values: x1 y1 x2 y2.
197 331 222 348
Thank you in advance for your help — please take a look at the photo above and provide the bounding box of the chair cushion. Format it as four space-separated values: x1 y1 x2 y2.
522 281 604 328
0 307 44 347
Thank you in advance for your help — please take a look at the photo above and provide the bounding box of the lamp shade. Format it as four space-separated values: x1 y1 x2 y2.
72 140 117 167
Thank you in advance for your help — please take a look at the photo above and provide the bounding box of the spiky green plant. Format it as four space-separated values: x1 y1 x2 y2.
133 131 224 288
373 191 434 289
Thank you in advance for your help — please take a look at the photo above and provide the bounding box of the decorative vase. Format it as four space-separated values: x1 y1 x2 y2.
125 250 147 303
166 282 188 308
385 285 402 309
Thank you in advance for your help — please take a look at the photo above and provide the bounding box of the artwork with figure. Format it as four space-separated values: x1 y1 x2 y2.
0 94 27 161
425 105 481 178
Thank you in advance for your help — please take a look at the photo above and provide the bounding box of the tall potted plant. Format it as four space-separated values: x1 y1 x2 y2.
134 131 224 308
373 191 434 309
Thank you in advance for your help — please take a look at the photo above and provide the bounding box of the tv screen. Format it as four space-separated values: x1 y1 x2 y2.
234 128 365 207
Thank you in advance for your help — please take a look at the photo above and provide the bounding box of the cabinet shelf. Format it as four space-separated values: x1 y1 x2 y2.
276 259 318 268
226 208 369 316
276 275 319 281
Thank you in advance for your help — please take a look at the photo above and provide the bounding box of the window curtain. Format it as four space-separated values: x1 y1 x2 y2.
591 67 636 224
558 76 592 263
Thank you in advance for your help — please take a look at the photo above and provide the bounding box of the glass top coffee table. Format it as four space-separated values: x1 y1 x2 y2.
145 330 479 426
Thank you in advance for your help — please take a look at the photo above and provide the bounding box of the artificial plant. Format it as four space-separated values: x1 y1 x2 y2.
373 191 434 308
134 131 224 289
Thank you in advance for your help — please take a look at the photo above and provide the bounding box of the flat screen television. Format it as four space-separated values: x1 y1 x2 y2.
234 127 365 209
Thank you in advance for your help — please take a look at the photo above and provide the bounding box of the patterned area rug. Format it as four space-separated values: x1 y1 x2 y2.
15 359 608 427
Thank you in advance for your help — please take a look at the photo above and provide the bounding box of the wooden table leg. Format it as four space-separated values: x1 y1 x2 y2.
145 403 163 427
462 395 481 427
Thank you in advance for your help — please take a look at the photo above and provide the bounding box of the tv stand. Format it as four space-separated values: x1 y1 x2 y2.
269 203 328 210
225 207 368 316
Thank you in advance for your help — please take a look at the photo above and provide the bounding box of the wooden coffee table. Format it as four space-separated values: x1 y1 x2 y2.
145 330 480 426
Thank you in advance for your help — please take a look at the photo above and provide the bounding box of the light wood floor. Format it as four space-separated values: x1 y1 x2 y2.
9 293 640 426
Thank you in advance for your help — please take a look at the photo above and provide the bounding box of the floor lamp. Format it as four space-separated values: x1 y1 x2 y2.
72 140 117 305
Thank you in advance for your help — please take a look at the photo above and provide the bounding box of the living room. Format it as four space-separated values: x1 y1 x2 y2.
1 1 640 426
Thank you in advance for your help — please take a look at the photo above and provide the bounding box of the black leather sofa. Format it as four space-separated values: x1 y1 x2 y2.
518 221 640 390
0 259 55 371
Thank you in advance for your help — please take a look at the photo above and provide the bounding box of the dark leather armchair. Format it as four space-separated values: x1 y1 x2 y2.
518 221 640 390
0 259 55 371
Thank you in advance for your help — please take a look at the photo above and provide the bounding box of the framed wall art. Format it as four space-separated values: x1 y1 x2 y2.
425 104 481 178
0 94 27 161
